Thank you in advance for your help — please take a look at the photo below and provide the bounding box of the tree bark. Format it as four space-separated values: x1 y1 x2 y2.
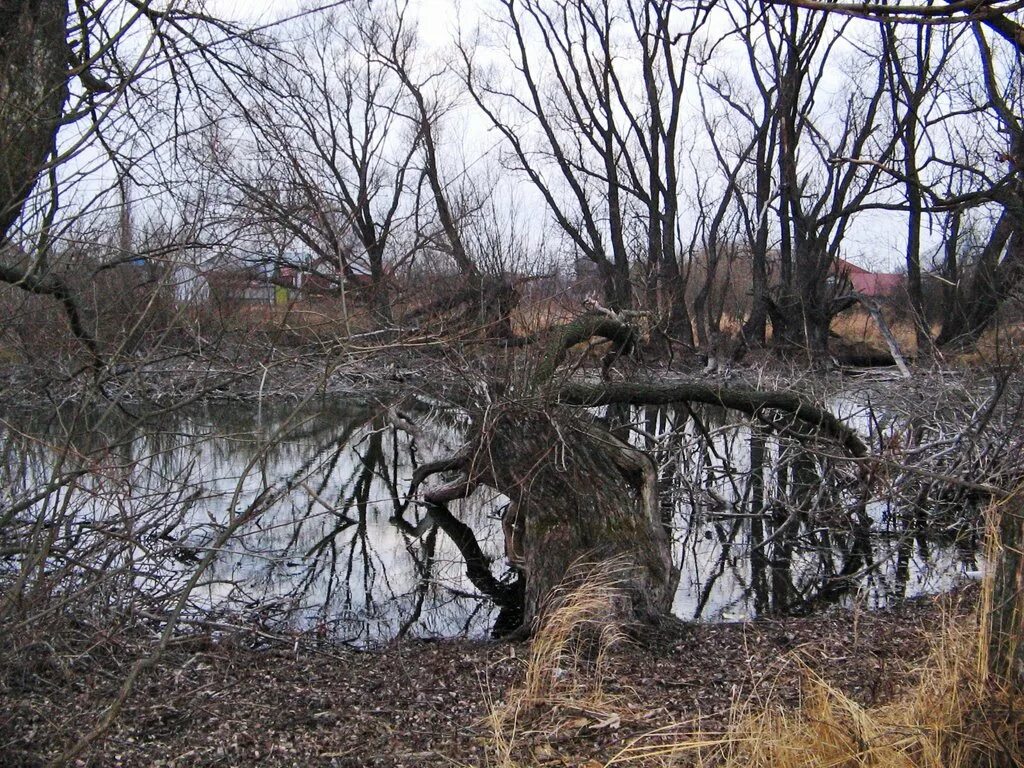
988 489 1024 692
0 2 100 363
0 0 69 240
473 407 675 630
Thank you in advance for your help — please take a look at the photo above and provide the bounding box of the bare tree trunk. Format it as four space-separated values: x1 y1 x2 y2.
939 209 962 333
988 489 1024 693
366 241 393 324
742 140 773 346
903 120 929 352
664 257 695 347
481 408 675 630
0 2 100 363
0 0 69 240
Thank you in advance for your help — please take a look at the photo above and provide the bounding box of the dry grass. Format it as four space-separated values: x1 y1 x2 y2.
485 559 634 768
831 309 1024 367
484 544 1023 768
831 310 923 354
605 523 1023 768
957 323 1024 367
612 619 1015 768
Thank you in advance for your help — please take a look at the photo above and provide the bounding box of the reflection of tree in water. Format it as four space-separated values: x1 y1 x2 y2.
0 400 502 644
1 389 998 643
203 403 505 644
639 399 983 622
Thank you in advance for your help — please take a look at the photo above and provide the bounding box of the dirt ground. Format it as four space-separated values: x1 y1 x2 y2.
1 591 973 768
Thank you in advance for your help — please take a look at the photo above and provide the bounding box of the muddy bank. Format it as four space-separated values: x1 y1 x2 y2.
1 591 972 767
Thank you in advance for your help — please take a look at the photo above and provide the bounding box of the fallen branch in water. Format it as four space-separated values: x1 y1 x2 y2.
556 379 869 458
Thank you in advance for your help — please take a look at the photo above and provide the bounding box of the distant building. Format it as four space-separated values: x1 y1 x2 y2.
278 259 374 300
171 265 210 305
833 259 904 298
198 255 379 309
206 266 276 305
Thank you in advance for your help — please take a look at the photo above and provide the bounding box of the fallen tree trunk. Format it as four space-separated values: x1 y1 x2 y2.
557 380 869 458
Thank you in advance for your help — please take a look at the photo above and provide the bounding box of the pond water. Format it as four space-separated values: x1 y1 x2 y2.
0 391 983 645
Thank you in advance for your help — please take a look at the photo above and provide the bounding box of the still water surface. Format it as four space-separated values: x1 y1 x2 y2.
0 394 980 645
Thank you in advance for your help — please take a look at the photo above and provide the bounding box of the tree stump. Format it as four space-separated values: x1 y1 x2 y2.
472 405 675 631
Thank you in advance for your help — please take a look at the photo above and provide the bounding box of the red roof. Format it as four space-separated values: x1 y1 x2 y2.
834 259 903 297
278 263 374 294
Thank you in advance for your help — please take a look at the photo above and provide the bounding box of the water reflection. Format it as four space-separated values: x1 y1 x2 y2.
649 400 982 621
0 394 982 644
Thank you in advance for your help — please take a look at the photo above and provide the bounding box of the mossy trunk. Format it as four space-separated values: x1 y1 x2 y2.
476 407 675 630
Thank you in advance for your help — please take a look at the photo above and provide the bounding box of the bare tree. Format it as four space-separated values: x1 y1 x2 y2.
368 3 478 279
214 7 428 323
459 0 713 343
778 0 1023 347
934 25 1023 345
693 59 768 350
772 9 897 357
881 21 964 351
367 1 533 338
